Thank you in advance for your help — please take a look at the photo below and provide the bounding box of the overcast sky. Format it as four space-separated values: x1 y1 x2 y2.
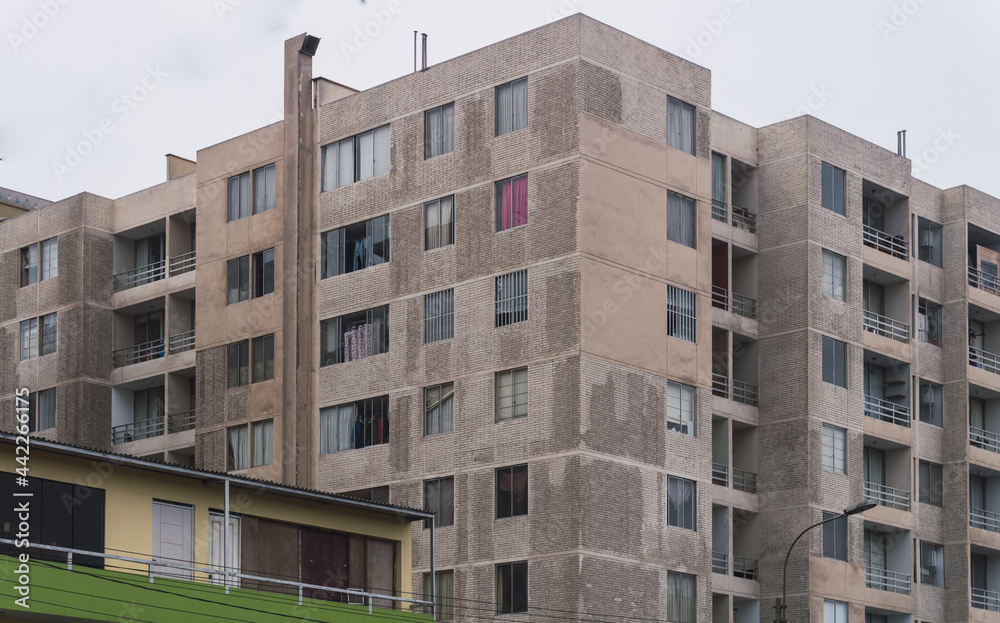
2 0 998 202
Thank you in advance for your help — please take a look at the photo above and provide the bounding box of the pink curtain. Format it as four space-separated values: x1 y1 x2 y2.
512 176 527 227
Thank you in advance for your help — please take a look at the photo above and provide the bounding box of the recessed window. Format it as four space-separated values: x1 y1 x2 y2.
425 196 454 251
227 341 249 388
495 77 527 136
20 313 56 361
252 163 276 214
821 162 846 216
666 380 696 436
667 476 696 530
822 423 846 474
423 476 454 528
920 541 944 587
251 334 274 383
496 464 527 518
667 96 695 155
918 460 943 506
495 367 527 423
250 419 273 467
823 599 847 623
423 571 454 621
252 248 275 298
918 379 943 426
495 270 528 327
320 215 389 278
23 388 56 432
424 382 454 436
666 571 696 623
496 174 528 231
667 191 696 248
425 103 455 158
822 336 847 388
22 238 59 285
319 305 389 366
667 285 697 343
227 171 250 221
424 289 454 344
319 395 389 453
917 217 943 267
40 312 57 356
227 425 248 470
227 256 249 304
321 124 391 191
20 243 38 286
822 510 847 561
917 298 942 346
822 249 846 301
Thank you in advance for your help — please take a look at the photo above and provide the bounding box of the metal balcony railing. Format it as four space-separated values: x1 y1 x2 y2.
731 205 757 234
973 587 1000 612
732 292 757 320
712 463 729 487
169 250 197 276
112 417 164 444
864 395 911 428
733 555 758 580
113 338 166 368
169 330 196 354
971 507 1000 533
712 199 727 222
114 260 166 292
168 410 196 434
864 566 911 594
971 425 1000 454
712 373 728 398
733 467 758 494
712 551 728 575
712 285 729 310
733 380 758 407
862 309 910 343
970 346 1000 375
862 224 908 259
864 481 910 511
969 265 1000 296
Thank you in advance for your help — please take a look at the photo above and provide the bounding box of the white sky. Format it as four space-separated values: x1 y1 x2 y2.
2 0 998 201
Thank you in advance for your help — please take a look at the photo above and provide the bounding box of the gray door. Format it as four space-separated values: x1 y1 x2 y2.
152 501 193 580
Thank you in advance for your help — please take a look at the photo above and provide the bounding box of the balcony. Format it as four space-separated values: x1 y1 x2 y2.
971 426 1000 454
971 346 1000 375
731 205 756 234
864 481 910 511
863 225 908 260
712 373 728 398
114 260 166 292
712 550 728 574
712 462 729 487
864 566 911 595
732 380 758 407
169 329 196 354
973 587 1000 612
970 265 1000 296
732 467 757 494
112 416 164 444
169 409 197 434
712 198 727 222
863 310 909 343
864 395 910 428
971 507 1000 533
169 250 197 276
732 555 758 580
113 339 165 368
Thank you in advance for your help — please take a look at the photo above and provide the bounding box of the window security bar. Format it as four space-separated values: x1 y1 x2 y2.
862 224 908 259
732 380 758 407
731 205 757 234
711 551 728 574
863 481 910 511
169 330 196 354
113 260 167 292
863 395 910 428
973 587 1000 612
732 467 757 494
971 507 1000 533
862 309 910 343
732 292 757 319
711 463 728 487
864 565 911 594
711 199 727 222
712 373 728 398
732 555 758 580
971 425 1000 454
711 285 728 311
970 346 1000 375
112 417 164 444
969 266 1000 295
168 410 197 433
113 338 166 368
169 251 197 276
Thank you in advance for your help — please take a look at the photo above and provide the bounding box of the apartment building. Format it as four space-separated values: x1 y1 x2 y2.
3 12 1000 622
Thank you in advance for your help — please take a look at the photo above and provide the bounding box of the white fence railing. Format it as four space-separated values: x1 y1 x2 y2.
862 224 908 259
864 395 910 427
864 481 910 511
864 565 911 594
863 309 909 343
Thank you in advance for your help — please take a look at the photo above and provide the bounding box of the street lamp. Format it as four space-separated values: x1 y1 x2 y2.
774 499 876 623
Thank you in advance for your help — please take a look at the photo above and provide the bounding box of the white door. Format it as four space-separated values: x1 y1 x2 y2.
152 501 193 580
208 512 241 587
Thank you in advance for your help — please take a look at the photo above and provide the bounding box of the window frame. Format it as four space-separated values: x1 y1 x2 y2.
917 216 943 267
318 395 390 454
250 419 274 467
40 312 57 356
320 124 391 191
918 459 943 506
423 570 455 621
667 475 696 531
252 248 275 298
227 425 248 471
821 162 846 216
319 305 389 366
251 163 276 215
822 423 847 474
667 96 696 155
251 334 274 383
822 336 847 388
227 341 249 388
666 380 696 436
666 285 697 343
495 464 528 519
423 476 455 528
424 196 455 251
494 77 528 137
917 297 942 346
822 249 846 301
666 570 696 623
823 599 848 623
822 510 847 561
424 289 455 344
495 174 528 232
20 243 38 286
918 379 943 427
495 269 528 328
227 256 249 305
227 171 251 221
424 102 455 159
424 382 455 436
319 214 390 279
495 367 528 423
667 190 696 248
20 318 38 361
920 540 944 587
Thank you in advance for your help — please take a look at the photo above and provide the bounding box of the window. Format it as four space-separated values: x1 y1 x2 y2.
918 379 943 426
667 96 695 155
424 196 454 250
918 298 942 346
251 334 274 383
227 425 248 470
19 313 55 361
495 77 527 136
227 171 250 221
496 561 527 614
424 289 454 344
20 243 38 286
252 163 276 214
319 305 389 366
711 152 727 219
227 341 249 388
320 124 391 190
496 174 528 231
917 217 942 267
667 191 696 248
424 382 454 436
666 571 696 623
20 238 57 287
423 477 454 528
40 312 57 355
822 336 847 387
319 395 389 453
495 367 528 423
668 476 696 530
918 460 943 506
495 269 528 327
496 464 528 518
252 248 275 297
920 541 944 587
425 103 455 158
339 486 389 503
320 214 390 278
822 511 847 561
23 388 56 432
250 419 273 467
821 162 846 216
822 249 846 301
227 256 249 304
423 570 455 621
822 423 846 474
823 599 848 623
666 380 696 436
667 285 697 343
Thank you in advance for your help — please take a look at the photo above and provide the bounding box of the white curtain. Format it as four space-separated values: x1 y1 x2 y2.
496 81 513 135
425 200 440 250
358 130 375 180
711 152 726 208
227 175 241 221
373 125 391 176
442 104 454 154
426 107 442 157
252 420 273 467
668 97 695 154
512 78 528 132
667 192 695 248
228 426 247 470
425 384 455 435
667 572 695 623
320 404 356 454
38 388 55 430
864 446 885 487
338 139 354 188
253 164 275 213
865 530 886 571
321 143 338 191
824 600 847 623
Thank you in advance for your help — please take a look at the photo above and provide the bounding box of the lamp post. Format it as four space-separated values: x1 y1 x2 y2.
773 499 876 623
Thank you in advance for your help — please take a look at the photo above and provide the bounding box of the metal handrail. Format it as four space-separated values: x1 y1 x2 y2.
970 346 1000 375
169 251 197 276
712 198 727 222
712 373 728 398
969 265 1000 296
733 379 758 407
732 292 757 320
862 224 908 259
731 205 757 234
732 467 757 494
112 338 166 368
864 565 911 594
973 587 1000 612
112 417 165 444
113 260 166 292
711 285 729 310
168 410 197 433
712 550 728 574
169 330 196 354
863 309 909 343
971 425 1000 454
864 395 910 427
712 463 729 487
733 555 758 580
971 507 1000 533
864 481 910 511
